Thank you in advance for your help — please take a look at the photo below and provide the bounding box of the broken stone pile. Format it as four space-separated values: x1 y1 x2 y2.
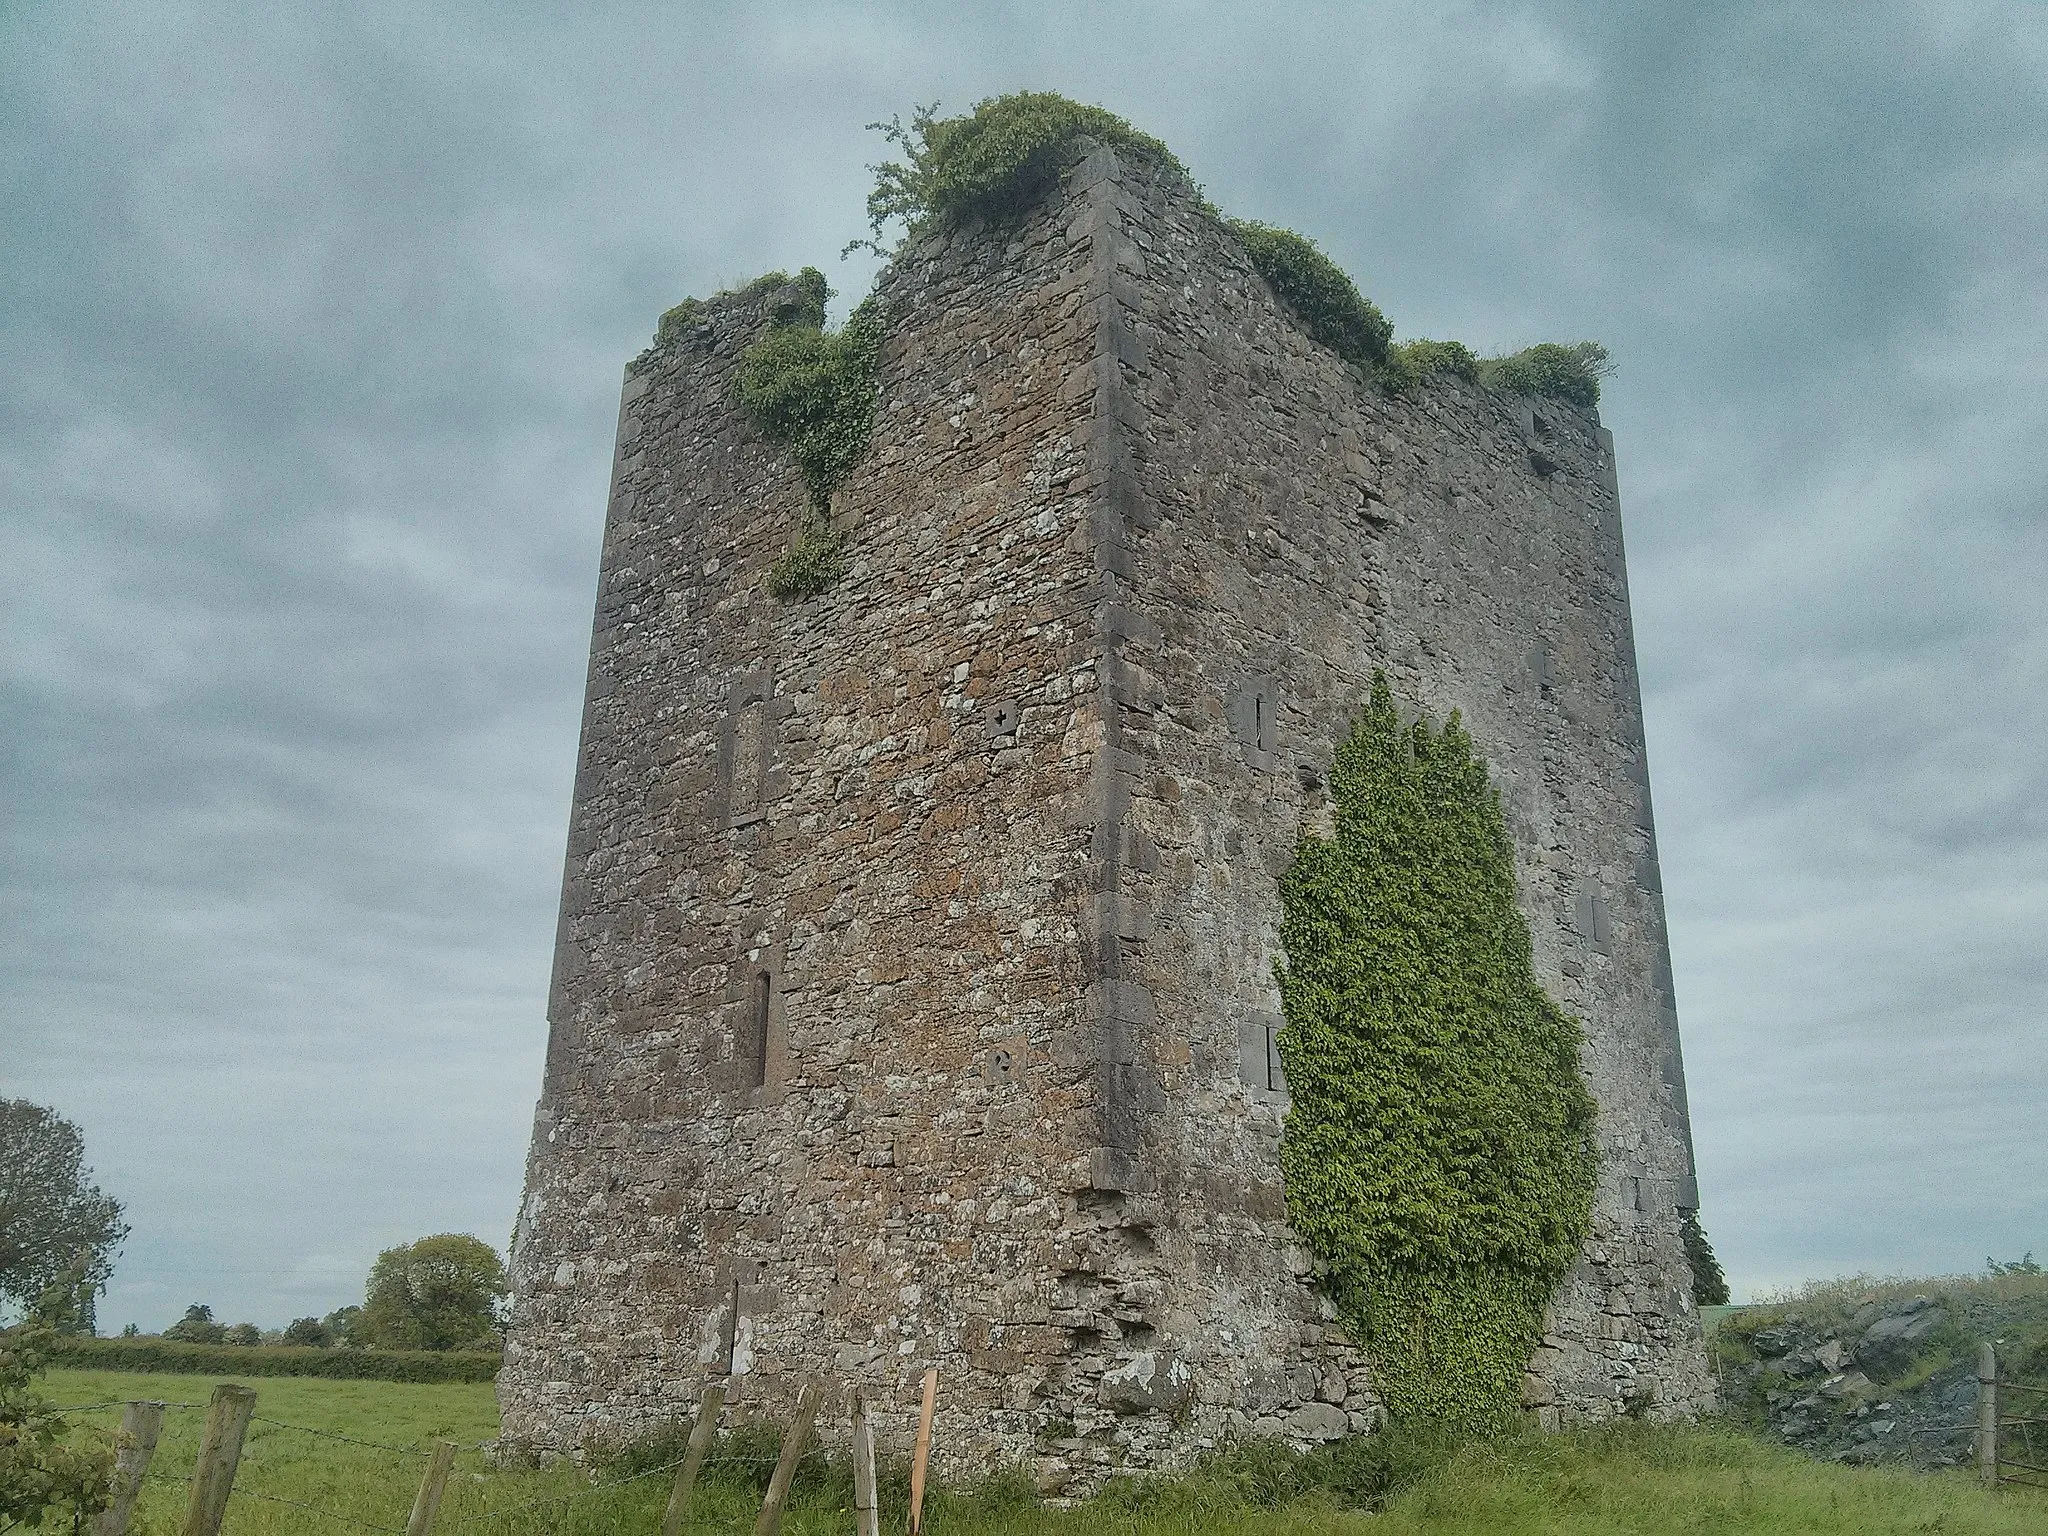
1714 1282 2047 1469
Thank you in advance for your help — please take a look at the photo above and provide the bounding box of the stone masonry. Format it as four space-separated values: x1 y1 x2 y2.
500 140 1714 1487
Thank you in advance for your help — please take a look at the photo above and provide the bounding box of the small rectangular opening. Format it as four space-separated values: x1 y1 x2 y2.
729 698 769 825
742 971 770 1089
1264 1022 1286 1094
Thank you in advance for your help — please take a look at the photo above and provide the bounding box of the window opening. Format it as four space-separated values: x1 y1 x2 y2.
743 970 770 1089
730 698 768 824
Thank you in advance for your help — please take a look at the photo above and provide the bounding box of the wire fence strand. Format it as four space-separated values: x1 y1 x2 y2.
228 1486 405 1533
441 1451 701 1528
250 1414 431 1457
51 1399 206 1412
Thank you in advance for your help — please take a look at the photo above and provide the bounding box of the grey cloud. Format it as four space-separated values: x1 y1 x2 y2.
4 0 2043 1327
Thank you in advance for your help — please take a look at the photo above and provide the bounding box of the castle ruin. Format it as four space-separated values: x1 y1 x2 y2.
500 136 1714 1484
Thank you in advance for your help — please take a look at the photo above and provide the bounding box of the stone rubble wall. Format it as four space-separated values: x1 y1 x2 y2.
502 136 1711 1486
501 191 1125 1472
1079 146 1714 1433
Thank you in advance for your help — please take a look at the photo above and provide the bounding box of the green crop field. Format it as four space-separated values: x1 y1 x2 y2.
43 1366 2043 1535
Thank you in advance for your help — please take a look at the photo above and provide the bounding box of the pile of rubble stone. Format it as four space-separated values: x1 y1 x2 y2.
1712 1279 2046 1469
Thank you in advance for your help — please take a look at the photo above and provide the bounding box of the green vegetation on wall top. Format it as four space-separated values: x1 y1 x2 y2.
1227 220 1395 369
650 94 1616 602
1276 675 1598 1434
851 91 1612 410
731 268 888 600
860 93 1184 244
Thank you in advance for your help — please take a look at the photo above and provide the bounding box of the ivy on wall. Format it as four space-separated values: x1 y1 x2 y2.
731 268 888 600
1682 1211 1730 1306
1276 675 1598 1433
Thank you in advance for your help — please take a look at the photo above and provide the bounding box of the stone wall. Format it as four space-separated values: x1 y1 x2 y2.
502 137 1711 1486
501 197 1117 1473
1075 145 1715 1435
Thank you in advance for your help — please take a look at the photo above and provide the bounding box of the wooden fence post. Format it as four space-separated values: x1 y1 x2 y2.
1978 1342 2000 1489
181 1384 257 1536
95 1401 164 1536
750 1379 820 1536
404 1438 457 1536
908 1368 937 1536
660 1381 727 1536
850 1390 879 1536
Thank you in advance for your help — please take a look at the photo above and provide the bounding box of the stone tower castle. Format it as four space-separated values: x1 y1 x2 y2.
500 138 1714 1481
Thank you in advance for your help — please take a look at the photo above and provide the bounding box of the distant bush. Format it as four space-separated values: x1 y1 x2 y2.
361 1234 507 1352
222 1322 261 1346
47 1335 499 1382
282 1316 331 1347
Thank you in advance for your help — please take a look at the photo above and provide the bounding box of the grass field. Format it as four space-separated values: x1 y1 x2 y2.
45 1366 2044 1535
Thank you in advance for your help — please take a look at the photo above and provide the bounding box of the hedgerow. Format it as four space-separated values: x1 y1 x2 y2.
46 1335 501 1382
1276 675 1598 1434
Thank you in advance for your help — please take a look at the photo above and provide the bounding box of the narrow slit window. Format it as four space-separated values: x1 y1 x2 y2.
743 971 770 1089
729 699 768 824
1264 1021 1286 1095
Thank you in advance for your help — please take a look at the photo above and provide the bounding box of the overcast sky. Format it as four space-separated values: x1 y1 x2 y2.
5 1 2043 1331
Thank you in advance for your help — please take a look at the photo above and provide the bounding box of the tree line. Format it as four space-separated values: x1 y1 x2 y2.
2 1096 505 1351
157 1233 507 1352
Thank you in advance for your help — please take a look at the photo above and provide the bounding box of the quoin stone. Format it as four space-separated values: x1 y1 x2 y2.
500 139 1714 1486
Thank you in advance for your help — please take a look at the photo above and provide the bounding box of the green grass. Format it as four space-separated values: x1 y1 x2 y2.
43 1368 2040 1534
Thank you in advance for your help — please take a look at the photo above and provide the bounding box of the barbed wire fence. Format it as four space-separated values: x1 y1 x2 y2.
76 1371 914 1536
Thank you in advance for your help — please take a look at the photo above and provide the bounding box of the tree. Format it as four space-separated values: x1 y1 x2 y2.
0 1324 113 1532
164 1303 226 1344
27 1253 103 1337
322 1306 363 1348
222 1323 261 1347
283 1316 331 1347
0 1099 127 1329
360 1235 506 1351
